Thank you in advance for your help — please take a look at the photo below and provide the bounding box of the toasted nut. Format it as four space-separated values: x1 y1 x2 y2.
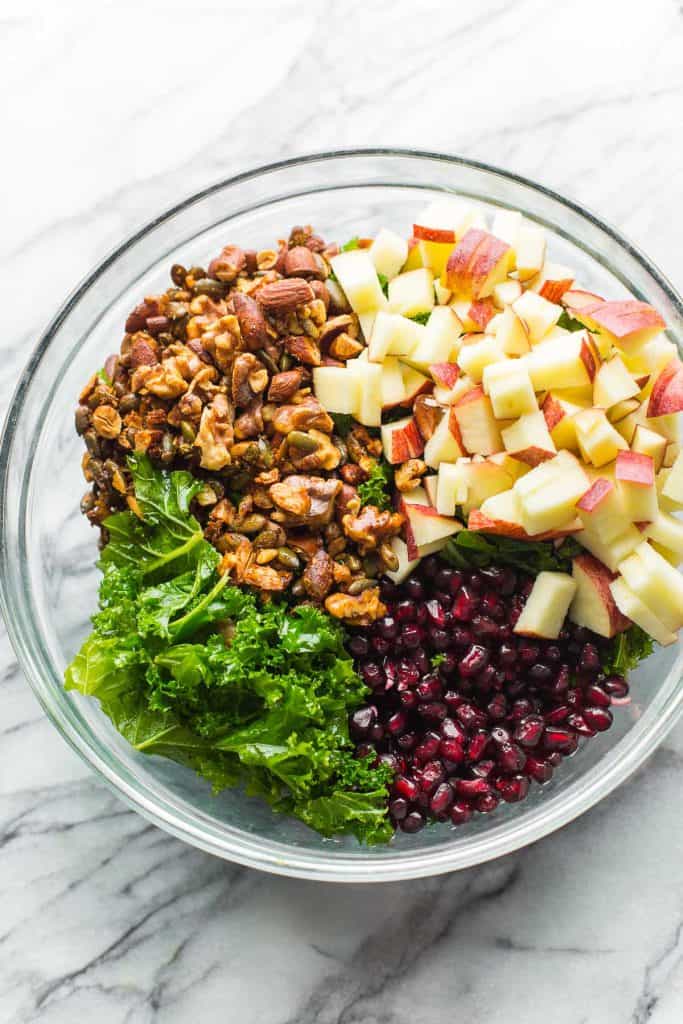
276 547 301 570
256 548 278 565
287 430 320 453
347 577 377 595
413 394 443 441
257 249 278 271
379 541 400 572
325 587 387 624
284 335 321 366
180 420 197 443
208 245 246 282
196 484 218 506
129 333 159 368
310 280 330 309
319 315 354 345
257 278 315 312
239 513 267 534
268 369 304 403
92 405 122 439
329 333 364 361
339 463 366 486
232 292 269 351
248 368 269 394
125 300 160 334
283 246 325 279
395 458 427 492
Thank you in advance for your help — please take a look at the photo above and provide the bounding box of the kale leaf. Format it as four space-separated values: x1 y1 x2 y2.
557 309 593 333
407 311 431 326
65 457 391 844
601 625 654 676
358 460 393 510
440 530 583 575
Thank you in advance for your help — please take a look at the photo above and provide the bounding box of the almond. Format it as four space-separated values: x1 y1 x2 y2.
284 334 321 366
208 245 246 282
232 292 269 351
257 278 314 312
129 333 159 368
283 246 325 279
268 369 304 403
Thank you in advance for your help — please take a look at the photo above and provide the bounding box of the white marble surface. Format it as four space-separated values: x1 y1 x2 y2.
3 1 683 1020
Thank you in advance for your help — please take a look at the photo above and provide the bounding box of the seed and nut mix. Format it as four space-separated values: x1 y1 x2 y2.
76 225 402 621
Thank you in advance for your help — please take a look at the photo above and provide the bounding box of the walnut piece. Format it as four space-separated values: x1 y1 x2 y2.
342 506 404 553
271 395 333 435
302 548 335 600
269 475 340 527
195 393 234 470
325 588 387 625
91 405 122 439
395 458 427 492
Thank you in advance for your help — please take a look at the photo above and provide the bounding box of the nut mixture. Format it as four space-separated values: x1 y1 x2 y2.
75 226 403 623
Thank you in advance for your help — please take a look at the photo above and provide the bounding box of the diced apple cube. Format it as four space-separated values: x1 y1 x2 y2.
493 305 531 356
491 209 523 253
514 451 589 534
593 354 639 409
380 357 408 409
609 578 678 646
571 299 666 351
330 249 387 314
631 425 668 471
525 330 598 392
569 554 630 638
574 408 628 468
484 361 538 420
662 450 683 505
512 291 561 344
312 366 359 415
384 536 421 584
423 473 439 508
457 334 505 383
501 411 556 465
615 451 658 523
423 410 464 469
381 416 424 464
345 359 382 427
645 511 683 559
368 311 424 362
530 262 575 304
541 392 584 452
608 398 641 424
450 386 503 455
513 571 577 639
444 229 512 299
368 228 409 282
578 522 643 573
388 268 435 317
618 542 683 631
514 225 546 282
403 306 462 370
492 279 523 308
576 477 627 543
436 462 467 515
404 503 462 559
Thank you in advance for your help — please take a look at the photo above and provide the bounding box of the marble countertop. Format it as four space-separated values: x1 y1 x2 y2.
3 1 683 1020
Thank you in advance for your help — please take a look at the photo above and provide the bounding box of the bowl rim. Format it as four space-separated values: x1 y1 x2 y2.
2 147 683 882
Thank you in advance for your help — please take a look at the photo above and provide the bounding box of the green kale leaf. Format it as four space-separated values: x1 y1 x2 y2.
358 460 393 510
440 530 582 575
407 311 431 326
601 625 654 676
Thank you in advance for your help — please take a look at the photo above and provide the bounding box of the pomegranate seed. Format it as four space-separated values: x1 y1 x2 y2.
386 711 407 736
472 758 496 779
400 811 425 833
579 642 601 674
416 674 443 701
439 739 465 763
449 800 473 825
454 778 491 799
480 591 505 620
543 727 578 755
487 694 508 720
396 601 416 623
456 703 488 730
399 690 419 710
414 733 441 762
604 675 629 699
583 706 613 732
430 782 455 815
585 684 611 708
545 704 569 724
349 706 377 735
496 774 530 803
525 756 553 783
460 644 490 678
467 730 490 762
497 742 526 773
376 615 399 640
567 713 596 737
397 731 418 751
476 792 500 813
389 797 408 821
394 776 419 801
425 599 447 627
514 715 544 748
418 701 448 722
396 660 420 688
518 641 539 665
404 577 425 600
452 586 479 621
420 760 446 793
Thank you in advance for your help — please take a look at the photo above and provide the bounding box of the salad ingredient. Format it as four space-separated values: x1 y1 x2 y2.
66 457 393 844
569 554 630 639
513 571 577 639
348 558 629 834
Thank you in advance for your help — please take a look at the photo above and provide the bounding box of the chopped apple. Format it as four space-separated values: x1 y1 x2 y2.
569 299 666 351
608 398 641 424
664 442 681 469
623 336 678 378
513 571 577 639
531 262 575 304
514 450 589 534
444 457 513 516
593 355 639 408
474 489 526 537
414 197 477 242
434 278 452 305
429 362 460 390
569 554 630 638
465 298 497 332
645 511 683 559
434 375 474 406
330 249 387 314
401 364 433 404
512 291 561 344
610 578 678 645
647 358 683 417
381 416 424 464
384 536 421 584
369 229 409 281
403 306 463 370
344 359 382 427
368 311 425 361
423 410 465 469
576 477 626 543
488 450 530 482
450 386 503 455
483 360 538 419
514 225 546 282
388 268 435 317
562 288 604 313
312 365 360 415
615 451 658 522
491 209 523 255
525 330 598 391
501 411 556 466
574 408 628 467
493 279 523 308
402 238 424 272
618 542 683 631
541 392 584 451
380 358 407 409
494 305 531 356
404 502 462 558
444 228 512 299
436 462 467 515
632 425 668 471
578 522 643 572
457 334 505 383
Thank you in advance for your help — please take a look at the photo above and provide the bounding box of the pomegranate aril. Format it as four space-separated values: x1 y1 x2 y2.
487 695 508 720
397 731 418 752
454 778 491 799
579 642 601 674
361 662 384 687
456 703 488 730
394 775 419 801
372 635 390 656
449 800 473 825
498 643 517 667
413 648 431 675
429 627 452 651
350 706 377 735
404 577 425 601
386 711 408 736
545 704 569 724
460 644 490 677
399 690 419 710
525 756 553 783
396 660 420 688
396 601 416 623
425 599 447 627
389 797 408 821
604 675 629 699
430 782 455 815
518 641 540 665
452 586 479 621
439 739 465 763
529 663 553 683
567 713 596 738
480 590 505 620
420 760 446 793
514 715 544 748
496 774 530 803
471 615 500 640
434 567 463 593
400 811 425 833
476 791 500 813
418 701 448 722
416 674 443 701
376 615 399 640
348 635 369 658
583 706 613 732
401 624 423 649
472 758 496 779
497 742 526 773
414 733 441 763
543 727 578 755
585 684 611 708
467 730 490 762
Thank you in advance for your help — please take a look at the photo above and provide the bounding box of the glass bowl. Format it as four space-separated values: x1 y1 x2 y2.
2 149 683 882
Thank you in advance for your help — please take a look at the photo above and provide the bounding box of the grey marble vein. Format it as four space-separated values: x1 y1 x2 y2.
2 0 683 1021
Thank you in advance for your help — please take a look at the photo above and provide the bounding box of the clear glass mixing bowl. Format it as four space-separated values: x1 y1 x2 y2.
2 150 683 882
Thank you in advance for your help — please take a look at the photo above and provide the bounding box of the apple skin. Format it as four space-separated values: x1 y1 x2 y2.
576 300 666 344
430 363 460 389
615 450 655 487
579 333 599 381
413 224 456 244
541 392 566 432
647 358 683 417
539 277 574 304
510 446 556 468
381 417 424 464
445 229 511 299
577 477 615 513
570 554 631 638
468 298 497 330
468 508 582 542
563 288 605 312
